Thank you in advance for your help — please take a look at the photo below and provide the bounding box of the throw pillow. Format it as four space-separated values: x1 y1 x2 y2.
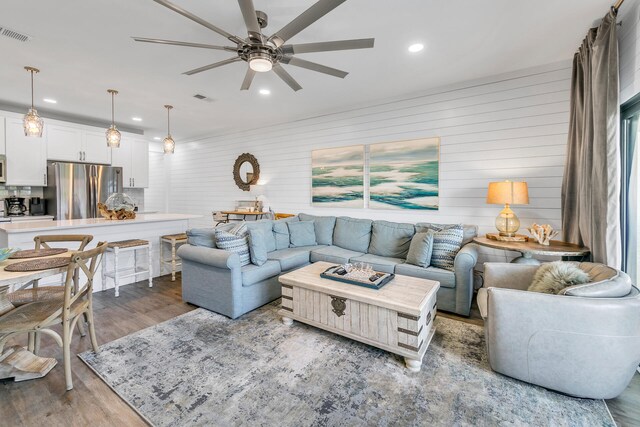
273 216 299 250
406 231 435 268
528 261 591 294
424 224 464 271
214 226 250 267
298 213 336 245
287 220 317 247
229 221 248 237
247 229 268 266
186 228 216 248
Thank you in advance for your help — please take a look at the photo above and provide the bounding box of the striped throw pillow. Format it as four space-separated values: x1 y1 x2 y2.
425 224 464 271
215 224 250 266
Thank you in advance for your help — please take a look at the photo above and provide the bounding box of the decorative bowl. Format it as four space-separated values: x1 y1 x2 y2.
105 193 136 212
0 247 19 262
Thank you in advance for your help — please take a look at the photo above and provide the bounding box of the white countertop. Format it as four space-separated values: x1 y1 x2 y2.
0 213 200 233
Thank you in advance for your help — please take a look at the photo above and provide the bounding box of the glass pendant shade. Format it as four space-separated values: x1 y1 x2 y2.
163 135 175 154
106 125 121 148
163 105 175 155
23 66 44 137
106 89 120 148
23 108 44 137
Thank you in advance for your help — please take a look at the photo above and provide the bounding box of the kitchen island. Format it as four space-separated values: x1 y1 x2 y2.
0 213 200 293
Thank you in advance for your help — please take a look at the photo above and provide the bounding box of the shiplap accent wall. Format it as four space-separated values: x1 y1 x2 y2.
144 146 169 213
620 1 640 104
166 61 571 265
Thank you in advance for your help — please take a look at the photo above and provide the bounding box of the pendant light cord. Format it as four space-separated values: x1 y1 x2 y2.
167 107 171 135
30 70 34 110
111 92 115 124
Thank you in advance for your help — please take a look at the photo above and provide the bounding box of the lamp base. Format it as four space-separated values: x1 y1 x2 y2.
486 233 528 242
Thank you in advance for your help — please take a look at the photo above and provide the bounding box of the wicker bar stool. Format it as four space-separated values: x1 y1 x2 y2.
101 239 152 297
160 233 187 281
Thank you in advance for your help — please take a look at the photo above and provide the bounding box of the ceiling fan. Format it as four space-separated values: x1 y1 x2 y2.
133 0 375 91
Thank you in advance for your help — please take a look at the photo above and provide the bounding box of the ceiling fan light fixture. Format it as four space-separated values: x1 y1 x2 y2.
249 53 273 73
23 66 44 137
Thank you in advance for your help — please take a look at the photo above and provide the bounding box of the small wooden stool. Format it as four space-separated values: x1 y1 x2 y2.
102 239 152 297
160 233 187 281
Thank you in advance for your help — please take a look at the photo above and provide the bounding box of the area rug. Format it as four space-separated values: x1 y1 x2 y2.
80 302 614 427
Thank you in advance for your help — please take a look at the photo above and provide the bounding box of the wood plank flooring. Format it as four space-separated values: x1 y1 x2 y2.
0 275 637 426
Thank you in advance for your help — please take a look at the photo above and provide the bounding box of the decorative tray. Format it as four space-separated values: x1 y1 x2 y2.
320 265 394 290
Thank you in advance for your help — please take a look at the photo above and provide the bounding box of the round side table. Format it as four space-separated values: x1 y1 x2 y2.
472 237 590 265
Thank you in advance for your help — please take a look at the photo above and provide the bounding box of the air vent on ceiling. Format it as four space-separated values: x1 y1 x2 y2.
193 94 214 103
0 26 32 42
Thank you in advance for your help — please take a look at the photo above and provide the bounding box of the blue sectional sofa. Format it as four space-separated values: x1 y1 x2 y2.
178 214 479 319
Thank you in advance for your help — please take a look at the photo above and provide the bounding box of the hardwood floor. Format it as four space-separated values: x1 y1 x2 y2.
1 276 638 426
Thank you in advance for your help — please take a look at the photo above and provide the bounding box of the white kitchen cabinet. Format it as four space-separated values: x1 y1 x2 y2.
111 136 148 188
83 130 111 164
46 124 83 162
5 118 47 186
47 124 111 164
0 117 6 155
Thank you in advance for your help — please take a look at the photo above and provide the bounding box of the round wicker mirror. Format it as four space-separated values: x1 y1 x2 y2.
233 153 260 191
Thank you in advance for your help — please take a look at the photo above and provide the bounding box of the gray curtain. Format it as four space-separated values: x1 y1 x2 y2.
561 10 621 268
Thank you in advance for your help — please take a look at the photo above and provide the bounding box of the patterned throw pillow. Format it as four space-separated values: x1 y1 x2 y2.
423 224 464 271
215 222 250 266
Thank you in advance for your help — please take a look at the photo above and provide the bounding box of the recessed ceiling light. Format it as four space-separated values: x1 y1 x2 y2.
259 89 271 96
132 117 143 122
408 43 424 53
43 98 57 104
153 137 161 141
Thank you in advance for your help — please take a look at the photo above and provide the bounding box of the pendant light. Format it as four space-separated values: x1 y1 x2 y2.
23 66 44 137
105 89 121 148
163 105 175 155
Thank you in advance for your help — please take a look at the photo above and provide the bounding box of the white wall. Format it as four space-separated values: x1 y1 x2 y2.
166 61 572 265
620 1 640 104
144 142 169 213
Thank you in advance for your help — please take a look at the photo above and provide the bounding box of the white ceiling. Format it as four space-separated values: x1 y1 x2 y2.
0 0 614 140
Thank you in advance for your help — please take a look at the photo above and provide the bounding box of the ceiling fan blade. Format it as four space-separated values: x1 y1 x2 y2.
152 0 244 44
132 37 236 52
268 0 346 48
281 57 348 78
282 38 374 55
238 0 262 41
272 64 302 91
240 68 256 90
183 57 242 76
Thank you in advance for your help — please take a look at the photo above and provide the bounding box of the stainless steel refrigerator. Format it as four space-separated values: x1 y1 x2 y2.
44 162 123 220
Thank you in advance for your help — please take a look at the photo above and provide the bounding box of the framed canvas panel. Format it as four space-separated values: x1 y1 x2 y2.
311 145 365 208
369 137 440 210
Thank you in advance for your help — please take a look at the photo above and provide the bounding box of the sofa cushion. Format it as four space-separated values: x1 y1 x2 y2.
215 229 250 267
394 263 455 288
416 222 478 246
241 260 281 287
349 254 405 274
368 220 415 258
273 216 299 250
267 245 324 271
333 217 373 253
299 213 337 245
310 246 365 265
406 231 435 268
186 228 217 248
247 228 268 266
287 220 317 247
246 219 276 252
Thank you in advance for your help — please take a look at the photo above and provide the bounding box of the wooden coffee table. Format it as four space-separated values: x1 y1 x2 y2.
278 262 440 372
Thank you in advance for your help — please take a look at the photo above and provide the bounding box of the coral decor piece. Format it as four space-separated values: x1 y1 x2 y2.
527 223 558 245
97 203 136 220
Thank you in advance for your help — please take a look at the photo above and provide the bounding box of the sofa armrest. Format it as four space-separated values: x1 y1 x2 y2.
177 245 240 270
451 243 479 316
483 262 539 291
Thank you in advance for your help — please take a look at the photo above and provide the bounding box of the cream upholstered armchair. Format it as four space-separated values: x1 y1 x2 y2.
477 262 640 399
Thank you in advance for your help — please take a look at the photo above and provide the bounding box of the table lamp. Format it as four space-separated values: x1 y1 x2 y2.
250 184 266 212
486 181 529 237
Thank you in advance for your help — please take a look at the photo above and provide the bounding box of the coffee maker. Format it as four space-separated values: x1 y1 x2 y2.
4 196 27 216
29 197 46 216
